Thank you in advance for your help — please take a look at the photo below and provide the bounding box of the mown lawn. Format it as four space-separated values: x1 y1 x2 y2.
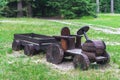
0 14 120 80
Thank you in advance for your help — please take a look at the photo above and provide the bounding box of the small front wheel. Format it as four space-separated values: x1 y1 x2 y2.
97 52 110 64
73 54 90 70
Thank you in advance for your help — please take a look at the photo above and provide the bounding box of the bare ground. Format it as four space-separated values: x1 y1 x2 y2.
6 51 120 79
8 51 120 73
7 51 74 71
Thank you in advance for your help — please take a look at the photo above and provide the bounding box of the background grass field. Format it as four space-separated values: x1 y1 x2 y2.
0 14 120 80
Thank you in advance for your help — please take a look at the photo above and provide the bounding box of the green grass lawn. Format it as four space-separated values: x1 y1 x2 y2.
64 14 120 28
0 14 120 80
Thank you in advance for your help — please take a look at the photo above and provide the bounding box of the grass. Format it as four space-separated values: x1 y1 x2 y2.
64 13 120 28
0 14 120 80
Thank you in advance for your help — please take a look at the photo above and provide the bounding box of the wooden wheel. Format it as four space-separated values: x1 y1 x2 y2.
97 52 110 64
61 27 70 36
46 44 64 64
12 40 22 51
73 54 90 70
24 44 36 56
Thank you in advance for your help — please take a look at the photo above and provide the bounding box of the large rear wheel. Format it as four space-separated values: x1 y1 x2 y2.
46 44 64 64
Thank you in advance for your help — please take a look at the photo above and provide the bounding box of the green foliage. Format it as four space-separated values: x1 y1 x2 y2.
46 0 96 19
114 0 120 13
0 0 96 18
1 0 120 18
100 0 111 13
0 0 8 7
0 0 8 16
98 0 120 13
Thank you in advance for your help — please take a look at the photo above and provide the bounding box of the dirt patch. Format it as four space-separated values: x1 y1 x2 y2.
7 51 120 79
8 51 25 58
90 27 120 34
0 20 25 23
8 51 74 71
32 58 74 71
8 51 118 72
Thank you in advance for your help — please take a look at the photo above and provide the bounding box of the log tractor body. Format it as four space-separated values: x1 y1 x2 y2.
12 26 110 70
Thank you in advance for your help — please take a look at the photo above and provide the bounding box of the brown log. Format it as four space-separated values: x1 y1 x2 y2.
46 44 64 64
82 51 96 62
97 51 110 64
82 40 106 56
73 54 90 70
24 44 36 56
12 40 22 51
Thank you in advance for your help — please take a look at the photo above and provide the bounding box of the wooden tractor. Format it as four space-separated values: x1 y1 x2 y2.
12 26 110 70
76 26 110 65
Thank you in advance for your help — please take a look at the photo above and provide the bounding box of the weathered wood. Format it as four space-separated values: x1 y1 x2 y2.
82 51 96 62
77 26 110 65
82 40 106 56
77 26 89 40
12 33 59 56
61 27 70 36
75 35 82 48
12 40 23 51
73 54 90 70
12 26 110 70
14 33 57 44
61 39 67 51
61 37 75 50
24 44 36 56
97 52 110 64
46 44 64 64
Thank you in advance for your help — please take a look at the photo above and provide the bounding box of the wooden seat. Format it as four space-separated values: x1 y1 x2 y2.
60 27 82 51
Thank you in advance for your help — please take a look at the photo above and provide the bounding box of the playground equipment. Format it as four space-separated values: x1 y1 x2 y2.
12 26 110 70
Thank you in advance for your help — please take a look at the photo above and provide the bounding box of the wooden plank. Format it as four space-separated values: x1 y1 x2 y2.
66 49 82 55
14 33 57 44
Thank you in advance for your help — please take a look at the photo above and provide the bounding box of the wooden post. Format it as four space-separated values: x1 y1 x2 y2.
111 0 114 13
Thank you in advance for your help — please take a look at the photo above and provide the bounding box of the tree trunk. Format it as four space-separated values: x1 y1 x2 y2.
17 0 23 17
26 2 32 17
111 0 114 13
96 0 100 13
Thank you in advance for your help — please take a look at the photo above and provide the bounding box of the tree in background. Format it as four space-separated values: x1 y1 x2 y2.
17 0 34 17
96 0 100 13
99 0 119 13
1 0 120 18
26 0 33 17
17 0 23 17
114 0 120 13
111 0 114 13
0 0 8 16
47 0 96 18
0 0 96 18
